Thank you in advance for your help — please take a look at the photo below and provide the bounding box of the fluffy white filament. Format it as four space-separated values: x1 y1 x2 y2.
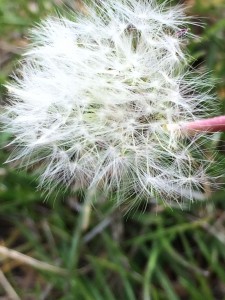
2 0 215 205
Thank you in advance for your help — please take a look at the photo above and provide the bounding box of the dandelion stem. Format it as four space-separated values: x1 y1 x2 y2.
182 116 225 132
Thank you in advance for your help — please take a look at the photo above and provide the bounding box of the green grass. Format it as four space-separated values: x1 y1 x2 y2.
0 0 225 299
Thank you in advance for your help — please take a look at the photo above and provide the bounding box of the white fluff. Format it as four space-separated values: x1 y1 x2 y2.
2 0 215 205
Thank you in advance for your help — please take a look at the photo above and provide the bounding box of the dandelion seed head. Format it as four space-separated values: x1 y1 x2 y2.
2 0 216 205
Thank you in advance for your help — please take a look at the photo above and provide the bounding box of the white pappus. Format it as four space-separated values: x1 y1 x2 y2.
2 0 216 206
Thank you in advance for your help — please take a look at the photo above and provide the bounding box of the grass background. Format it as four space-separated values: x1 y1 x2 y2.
0 0 225 299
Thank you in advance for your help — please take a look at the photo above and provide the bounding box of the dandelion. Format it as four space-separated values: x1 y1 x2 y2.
1 0 217 205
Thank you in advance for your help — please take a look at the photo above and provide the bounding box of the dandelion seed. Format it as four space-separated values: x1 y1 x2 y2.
176 28 189 38
1 0 217 206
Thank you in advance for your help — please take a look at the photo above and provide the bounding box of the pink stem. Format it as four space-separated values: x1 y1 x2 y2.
183 116 225 132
